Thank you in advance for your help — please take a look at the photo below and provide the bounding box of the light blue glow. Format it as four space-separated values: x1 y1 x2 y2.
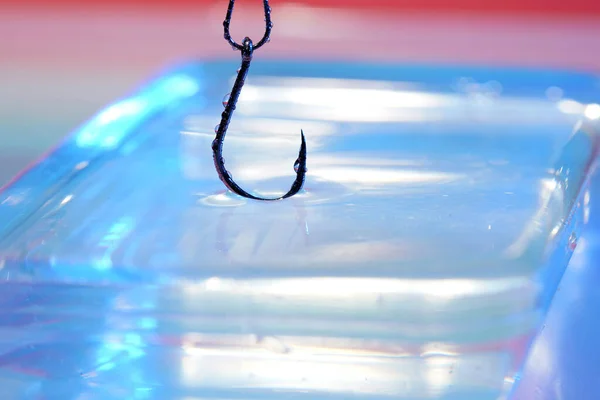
75 74 201 149
75 97 148 149
138 317 157 330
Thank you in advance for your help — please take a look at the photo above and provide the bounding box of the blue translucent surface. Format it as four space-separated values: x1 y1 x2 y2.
0 61 599 399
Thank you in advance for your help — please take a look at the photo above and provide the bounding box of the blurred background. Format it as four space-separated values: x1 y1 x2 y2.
1 0 600 185
1 2 600 399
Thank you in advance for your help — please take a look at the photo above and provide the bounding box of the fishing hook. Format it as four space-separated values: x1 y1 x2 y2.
212 0 307 201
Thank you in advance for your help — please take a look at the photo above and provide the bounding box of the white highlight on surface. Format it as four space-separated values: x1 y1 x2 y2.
59 194 73 206
236 77 563 124
557 99 584 115
584 103 600 120
181 276 532 301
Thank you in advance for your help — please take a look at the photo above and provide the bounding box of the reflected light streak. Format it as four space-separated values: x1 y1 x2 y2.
240 85 454 109
237 81 568 124
420 343 459 357
177 333 408 358
236 165 461 186
238 84 450 123
312 167 460 185
584 189 591 224
246 103 434 123
183 276 531 301
59 194 73 206
248 76 418 91
311 154 425 167
550 225 561 239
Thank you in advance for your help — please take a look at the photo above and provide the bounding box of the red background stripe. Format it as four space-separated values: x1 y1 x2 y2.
3 0 600 15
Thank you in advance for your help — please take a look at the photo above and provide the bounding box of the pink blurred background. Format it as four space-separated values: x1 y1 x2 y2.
1 0 599 184
0 3 599 399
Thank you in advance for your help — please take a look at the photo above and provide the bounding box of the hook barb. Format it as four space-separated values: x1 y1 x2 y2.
212 128 306 201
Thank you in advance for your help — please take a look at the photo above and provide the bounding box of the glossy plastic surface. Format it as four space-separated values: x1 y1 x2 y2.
0 61 599 399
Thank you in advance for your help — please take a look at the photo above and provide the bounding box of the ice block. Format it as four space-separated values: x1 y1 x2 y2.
0 60 598 399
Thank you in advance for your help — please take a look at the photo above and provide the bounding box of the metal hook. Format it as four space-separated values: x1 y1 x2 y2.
223 0 273 51
213 0 307 201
